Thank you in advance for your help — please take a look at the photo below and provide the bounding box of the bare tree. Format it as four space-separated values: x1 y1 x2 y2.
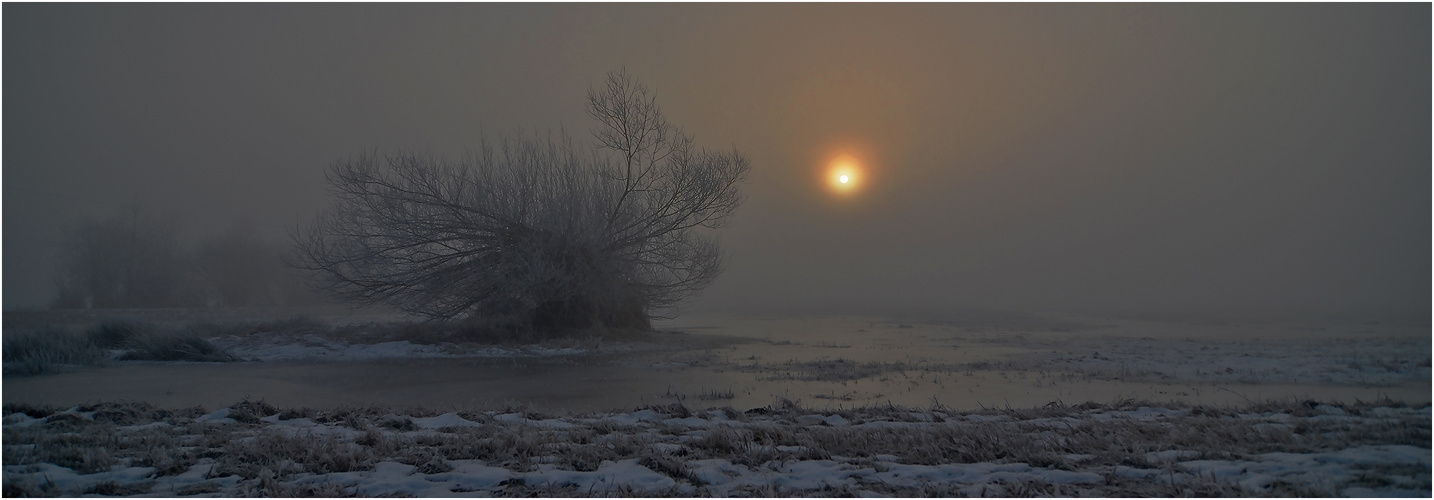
294 70 749 329
52 206 199 309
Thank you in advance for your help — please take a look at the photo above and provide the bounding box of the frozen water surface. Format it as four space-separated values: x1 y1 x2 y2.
4 311 1427 412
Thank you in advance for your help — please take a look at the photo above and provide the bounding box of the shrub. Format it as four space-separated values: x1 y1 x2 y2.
2 327 106 375
86 320 151 349
295 69 749 330
117 331 237 362
187 316 328 338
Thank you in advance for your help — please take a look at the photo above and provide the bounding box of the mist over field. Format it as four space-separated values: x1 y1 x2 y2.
2 3 1430 497
5 3 1428 321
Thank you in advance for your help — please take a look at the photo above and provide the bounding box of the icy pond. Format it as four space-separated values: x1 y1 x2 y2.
4 310 1428 413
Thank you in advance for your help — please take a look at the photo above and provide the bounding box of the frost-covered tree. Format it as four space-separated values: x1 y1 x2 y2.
294 70 750 329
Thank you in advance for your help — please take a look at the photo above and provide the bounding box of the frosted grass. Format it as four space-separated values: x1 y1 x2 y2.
3 397 1427 497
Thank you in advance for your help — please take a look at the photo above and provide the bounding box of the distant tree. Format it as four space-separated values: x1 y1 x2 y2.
52 206 198 309
196 220 285 303
193 223 330 308
294 69 750 329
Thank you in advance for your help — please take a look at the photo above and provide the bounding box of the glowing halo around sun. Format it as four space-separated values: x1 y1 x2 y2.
825 155 864 195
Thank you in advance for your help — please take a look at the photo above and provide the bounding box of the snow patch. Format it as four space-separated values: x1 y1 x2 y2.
523 459 678 492
1 413 42 428
195 408 236 424
411 412 482 430
494 413 578 429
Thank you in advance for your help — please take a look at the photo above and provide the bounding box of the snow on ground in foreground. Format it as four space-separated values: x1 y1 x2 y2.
3 401 1428 497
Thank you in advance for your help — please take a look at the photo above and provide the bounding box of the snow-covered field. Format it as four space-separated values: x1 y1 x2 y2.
3 398 1428 497
3 308 1429 496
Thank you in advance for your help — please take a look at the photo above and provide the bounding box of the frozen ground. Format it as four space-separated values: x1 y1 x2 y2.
3 308 1428 496
3 398 1428 497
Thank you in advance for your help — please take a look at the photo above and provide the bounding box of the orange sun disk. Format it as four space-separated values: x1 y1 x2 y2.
826 157 863 194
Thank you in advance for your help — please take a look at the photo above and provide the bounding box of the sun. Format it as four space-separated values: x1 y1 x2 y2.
825 155 863 195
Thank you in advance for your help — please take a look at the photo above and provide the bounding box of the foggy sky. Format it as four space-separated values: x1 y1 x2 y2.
5 3 1429 319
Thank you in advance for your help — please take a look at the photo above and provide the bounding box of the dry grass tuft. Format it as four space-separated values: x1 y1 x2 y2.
218 432 374 480
5 320 239 375
695 388 735 401
117 330 237 362
228 398 280 424
748 357 913 382
3 327 107 375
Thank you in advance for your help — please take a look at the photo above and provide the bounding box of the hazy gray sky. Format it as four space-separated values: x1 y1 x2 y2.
5 3 1428 318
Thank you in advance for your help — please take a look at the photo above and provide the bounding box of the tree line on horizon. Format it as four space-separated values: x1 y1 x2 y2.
51 207 326 310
